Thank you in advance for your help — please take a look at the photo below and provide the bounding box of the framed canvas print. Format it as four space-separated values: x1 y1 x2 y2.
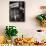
9 1 25 22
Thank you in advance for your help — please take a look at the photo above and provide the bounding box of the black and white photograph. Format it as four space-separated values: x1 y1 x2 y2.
9 1 25 22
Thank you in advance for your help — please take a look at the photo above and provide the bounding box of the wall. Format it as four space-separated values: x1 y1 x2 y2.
0 0 46 41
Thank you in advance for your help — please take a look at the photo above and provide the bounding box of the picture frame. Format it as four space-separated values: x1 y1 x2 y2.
9 1 25 22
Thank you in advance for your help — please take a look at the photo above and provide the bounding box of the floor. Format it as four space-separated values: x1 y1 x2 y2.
14 43 46 46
